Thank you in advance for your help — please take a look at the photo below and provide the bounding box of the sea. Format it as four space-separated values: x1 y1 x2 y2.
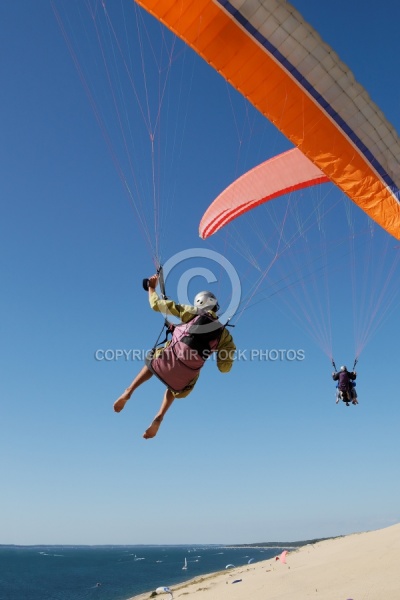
0 544 282 600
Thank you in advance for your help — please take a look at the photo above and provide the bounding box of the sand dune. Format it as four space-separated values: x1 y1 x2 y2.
131 523 400 600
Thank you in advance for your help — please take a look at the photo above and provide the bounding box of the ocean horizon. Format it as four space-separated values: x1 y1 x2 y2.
0 544 289 600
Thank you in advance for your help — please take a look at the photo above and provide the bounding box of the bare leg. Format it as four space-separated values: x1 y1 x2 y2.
143 388 175 439
114 365 153 412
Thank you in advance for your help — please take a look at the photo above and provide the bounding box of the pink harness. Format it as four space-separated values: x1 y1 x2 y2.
147 313 223 393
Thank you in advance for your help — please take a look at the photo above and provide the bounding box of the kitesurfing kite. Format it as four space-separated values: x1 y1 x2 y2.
134 0 400 240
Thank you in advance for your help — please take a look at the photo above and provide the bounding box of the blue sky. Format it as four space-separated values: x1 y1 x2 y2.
1 1 400 545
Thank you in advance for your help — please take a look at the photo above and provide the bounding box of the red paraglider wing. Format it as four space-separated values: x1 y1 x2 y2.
200 148 329 239
278 550 288 564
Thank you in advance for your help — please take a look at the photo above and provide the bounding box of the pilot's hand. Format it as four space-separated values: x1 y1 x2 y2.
148 274 159 289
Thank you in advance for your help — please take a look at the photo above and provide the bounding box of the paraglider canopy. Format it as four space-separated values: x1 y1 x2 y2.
155 586 173 600
136 0 400 240
275 550 288 564
199 148 328 239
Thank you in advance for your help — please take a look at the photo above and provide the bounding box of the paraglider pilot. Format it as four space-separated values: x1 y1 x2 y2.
114 274 236 439
332 365 358 406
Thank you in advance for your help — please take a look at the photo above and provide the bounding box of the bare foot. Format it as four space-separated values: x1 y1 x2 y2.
143 417 163 439
113 390 131 413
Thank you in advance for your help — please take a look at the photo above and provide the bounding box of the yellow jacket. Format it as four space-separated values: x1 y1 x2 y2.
149 291 236 373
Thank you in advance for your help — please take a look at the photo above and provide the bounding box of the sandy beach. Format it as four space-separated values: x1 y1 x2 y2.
130 524 400 600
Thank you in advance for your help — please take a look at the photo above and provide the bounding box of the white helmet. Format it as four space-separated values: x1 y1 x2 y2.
340 365 347 371
194 291 218 311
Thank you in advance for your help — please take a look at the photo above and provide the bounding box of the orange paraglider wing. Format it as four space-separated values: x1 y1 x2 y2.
135 0 400 239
